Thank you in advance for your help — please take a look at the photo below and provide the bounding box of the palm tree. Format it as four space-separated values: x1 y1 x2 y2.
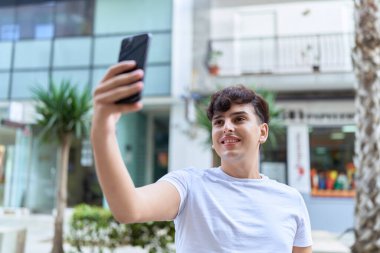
195 88 284 167
32 80 92 253
351 1 380 252
195 96 220 166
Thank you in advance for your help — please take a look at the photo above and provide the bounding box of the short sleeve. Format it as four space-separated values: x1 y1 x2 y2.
158 168 194 217
293 193 313 247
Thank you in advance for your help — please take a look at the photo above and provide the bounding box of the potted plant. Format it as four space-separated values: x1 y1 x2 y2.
207 50 223 76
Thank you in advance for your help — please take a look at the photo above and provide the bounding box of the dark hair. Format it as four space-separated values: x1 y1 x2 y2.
207 85 269 124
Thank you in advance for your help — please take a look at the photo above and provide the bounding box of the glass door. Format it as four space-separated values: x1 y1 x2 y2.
153 115 169 182
0 125 16 206
2 126 33 208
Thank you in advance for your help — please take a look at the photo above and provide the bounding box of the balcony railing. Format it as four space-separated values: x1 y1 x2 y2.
209 33 354 76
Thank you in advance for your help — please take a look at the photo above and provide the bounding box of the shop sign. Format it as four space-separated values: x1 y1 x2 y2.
287 125 311 193
282 109 355 125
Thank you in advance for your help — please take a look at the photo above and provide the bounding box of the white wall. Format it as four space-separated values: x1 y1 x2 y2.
211 0 354 38
169 0 212 171
277 1 353 35
169 102 212 171
171 0 194 97
209 0 354 75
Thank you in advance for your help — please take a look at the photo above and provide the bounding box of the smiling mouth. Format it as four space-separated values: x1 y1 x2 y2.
221 139 241 144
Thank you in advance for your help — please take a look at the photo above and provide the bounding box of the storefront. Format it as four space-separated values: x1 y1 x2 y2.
309 125 355 198
0 102 104 213
262 99 356 233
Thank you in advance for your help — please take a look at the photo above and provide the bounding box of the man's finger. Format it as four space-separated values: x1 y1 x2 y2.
95 82 143 104
95 69 143 95
100 61 136 83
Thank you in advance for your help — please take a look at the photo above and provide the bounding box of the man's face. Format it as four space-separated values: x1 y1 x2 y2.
211 103 268 164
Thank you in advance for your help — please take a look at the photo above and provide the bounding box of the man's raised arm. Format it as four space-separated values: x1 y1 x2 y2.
91 61 180 223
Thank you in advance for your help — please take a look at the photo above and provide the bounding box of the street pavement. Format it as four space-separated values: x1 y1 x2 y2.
0 209 353 253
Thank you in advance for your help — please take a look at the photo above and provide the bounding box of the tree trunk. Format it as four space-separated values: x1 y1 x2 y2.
352 1 380 252
52 134 72 253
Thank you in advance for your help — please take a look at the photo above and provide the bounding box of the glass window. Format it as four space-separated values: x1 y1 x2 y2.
95 0 172 34
309 126 356 197
0 7 17 40
144 65 171 96
14 40 52 69
52 70 90 92
153 115 169 182
93 36 125 66
0 73 10 100
0 139 16 206
0 42 13 69
261 127 287 163
0 0 94 41
53 37 91 67
11 71 49 99
55 0 94 37
16 2 54 39
260 126 287 184
0 1 16 7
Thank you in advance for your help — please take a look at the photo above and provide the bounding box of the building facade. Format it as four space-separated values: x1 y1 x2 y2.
0 0 356 234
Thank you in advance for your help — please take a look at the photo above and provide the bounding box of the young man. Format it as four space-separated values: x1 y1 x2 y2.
91 61 313 253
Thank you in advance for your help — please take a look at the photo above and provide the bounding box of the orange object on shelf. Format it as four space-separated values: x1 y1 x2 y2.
311 189 355 198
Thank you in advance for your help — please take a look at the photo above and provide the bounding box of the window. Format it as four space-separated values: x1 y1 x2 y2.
0 0 94 41
55 0 94 37
17 2 54 39
309 126 356 197
0 7 17 40
261 126 287 184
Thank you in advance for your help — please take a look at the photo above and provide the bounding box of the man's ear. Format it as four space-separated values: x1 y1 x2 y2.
259 123 269 143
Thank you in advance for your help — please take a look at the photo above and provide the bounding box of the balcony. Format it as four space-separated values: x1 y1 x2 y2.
207 33 355 91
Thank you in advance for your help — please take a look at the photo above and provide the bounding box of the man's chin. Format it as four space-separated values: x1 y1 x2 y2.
220 151 242 161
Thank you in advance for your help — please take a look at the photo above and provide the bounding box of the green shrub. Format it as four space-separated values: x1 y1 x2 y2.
67 204 175 253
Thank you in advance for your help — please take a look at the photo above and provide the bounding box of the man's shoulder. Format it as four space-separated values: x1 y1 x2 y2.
265 178 303 198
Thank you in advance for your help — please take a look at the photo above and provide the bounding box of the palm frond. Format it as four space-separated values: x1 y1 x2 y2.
255 88 285 150
195 97 213 145
31 80 92 143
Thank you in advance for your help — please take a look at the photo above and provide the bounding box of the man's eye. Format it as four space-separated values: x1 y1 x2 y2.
213 120 223 126
235 117 245 122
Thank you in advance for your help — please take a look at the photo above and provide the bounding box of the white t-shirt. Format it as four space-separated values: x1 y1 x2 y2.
159 167 312 253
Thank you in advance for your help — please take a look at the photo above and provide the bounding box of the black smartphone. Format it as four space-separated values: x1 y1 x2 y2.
115 33 151 104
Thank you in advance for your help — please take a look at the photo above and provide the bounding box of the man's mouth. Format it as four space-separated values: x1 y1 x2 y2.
220 137 241 144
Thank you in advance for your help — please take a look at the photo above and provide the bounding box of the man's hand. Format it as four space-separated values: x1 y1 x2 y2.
92 61 144 133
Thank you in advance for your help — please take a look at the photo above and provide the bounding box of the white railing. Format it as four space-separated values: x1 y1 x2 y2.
209 33 354 76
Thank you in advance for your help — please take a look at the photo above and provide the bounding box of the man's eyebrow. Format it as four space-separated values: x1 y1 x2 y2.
212 111 249 121
212 115 223 121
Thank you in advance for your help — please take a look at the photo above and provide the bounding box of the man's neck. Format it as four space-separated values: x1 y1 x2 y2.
220 160 261 179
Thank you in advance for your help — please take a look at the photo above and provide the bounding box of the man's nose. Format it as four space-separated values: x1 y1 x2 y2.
223 121 234 133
